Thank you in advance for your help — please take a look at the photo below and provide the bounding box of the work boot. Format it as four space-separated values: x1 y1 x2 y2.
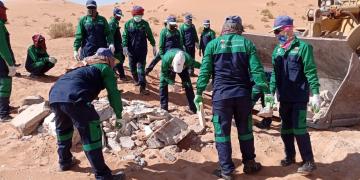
58 157 79 172
243 160 262 174
297 160 316 175
280 156 296 167
212 168 233 180
112 171 126 180
139 86 149 95
0 115 12 122
254 118 272 129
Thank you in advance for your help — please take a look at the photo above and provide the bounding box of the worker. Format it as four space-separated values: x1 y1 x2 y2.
73 0 114 61
146 16 183 75
25 34 57 77
122 6 157 95
49 48 125 180
194 16 269 179
108 7 127 81
160 48 200 114
268 15 320 175
179 13 199 76
0 1 16 122
199 19 216 57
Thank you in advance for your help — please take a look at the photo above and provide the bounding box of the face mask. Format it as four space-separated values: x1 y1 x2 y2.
185 19 192 25
168 24 177 31
204 25 210 29
277 34 288 45
134 15 143 22
87 8 97 17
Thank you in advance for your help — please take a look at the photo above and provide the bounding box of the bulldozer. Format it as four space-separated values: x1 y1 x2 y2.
243 0 360 129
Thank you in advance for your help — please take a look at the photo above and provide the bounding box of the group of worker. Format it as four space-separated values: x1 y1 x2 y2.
0 0 321 179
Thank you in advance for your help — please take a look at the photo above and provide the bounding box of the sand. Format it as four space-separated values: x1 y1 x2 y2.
0 0 360 179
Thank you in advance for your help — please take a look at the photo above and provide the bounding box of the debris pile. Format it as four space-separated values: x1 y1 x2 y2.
311 90 334 122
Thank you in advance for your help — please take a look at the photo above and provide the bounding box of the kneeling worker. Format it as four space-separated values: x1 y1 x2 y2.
25 34 57 76
49 48 125 180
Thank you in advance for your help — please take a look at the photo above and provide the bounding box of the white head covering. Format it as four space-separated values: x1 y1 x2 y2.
172 51 186 73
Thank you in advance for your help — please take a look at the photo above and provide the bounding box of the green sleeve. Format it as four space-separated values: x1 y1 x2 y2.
179 25 185 46
211 30 216 39
145 22 156 46
93 63 123 119
122 21 129 47
247 40 270 94
73 17 85 51
196 41 214 95
161 54 175 85
28 46 48 68
158 29 166 55
193 25 199 43
179 30 184 49
0 24 14 66
270 51 277 94
103 18 113 45
108 19 116 42
185 53 201 69
302 44 320 95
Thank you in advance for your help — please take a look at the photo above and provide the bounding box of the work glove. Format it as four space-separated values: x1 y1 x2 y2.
194 95 203 112
195 42 199 49
8 66 17 77
123 47 129 57
115 119 127 135
48 57 57 64
73 50 79 61
310 94 320 113
258 94 275 118
109 44 115 54
169 84 181 93
264 94 275 108
152 46 157 56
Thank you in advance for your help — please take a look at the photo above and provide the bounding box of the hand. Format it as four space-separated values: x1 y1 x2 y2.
123 47 129 57
115 119 127 134
48 57 57 64
199 50 202 57
8 66 16 77
310 94 320 113
109 44 115 54
264 94 275 108
195 42 200 49
194 95 203 112
152 46 157 56
73 51 79 61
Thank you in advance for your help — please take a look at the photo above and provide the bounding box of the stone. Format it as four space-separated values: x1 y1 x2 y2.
135 140 144 147
102 127 111 133
200 133 214 144
162 145 180 153
144 126 153 137
11 102 50 136
108 138 122 151
123 154 136 161
120 136 135 149
18 105 29 114
163 152 176 162
102 147 110 153
21 95 45 106
122 99 131 106
106 132 116 138
189 124 205 135
129 121 139 130
93 99 114 121
146 117 191 149
21 135 32 141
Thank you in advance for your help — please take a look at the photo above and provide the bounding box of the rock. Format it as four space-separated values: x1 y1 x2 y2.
123 154 136 161
146 117 191 149
163 152 176 162
18 105 29 114
102 147 110 153
106 132 116 138
200 133 214 144
135 140 144 147
129 121 139 130
108 138 121 151
11 102 50 136
148 154 157 159
103 127 111 133
120 136 135 149
144 126 153 137
189 124 205 135
20 135 32 141
122 99 131 106
162 145 180 153
150 120 166 131
93 99 114 121
21 95 44 106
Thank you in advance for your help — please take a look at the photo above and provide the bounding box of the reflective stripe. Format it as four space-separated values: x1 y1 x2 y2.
281 128 294 134
215 136 230 143
57 130 73 141
298 110 307 129
212 115 222 135
294 128 307 135
83 141 102 151
239 133 254 141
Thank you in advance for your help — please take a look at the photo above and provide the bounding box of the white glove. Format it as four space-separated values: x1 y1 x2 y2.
195 42 200 49
73 51 79 61
8 66 16 77
310 94 320 113
109 44 115 54
123 47 129 57
48 57 57 64
152 46 157 56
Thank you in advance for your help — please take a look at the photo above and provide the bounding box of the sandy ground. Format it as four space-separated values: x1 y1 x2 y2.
1 0 360 179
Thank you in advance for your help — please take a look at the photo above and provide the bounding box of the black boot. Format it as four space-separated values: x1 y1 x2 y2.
58 157 79 172
280 156 296 167
212 168 233 180
243 160 262 174
112 171 126 180
297 160 316 175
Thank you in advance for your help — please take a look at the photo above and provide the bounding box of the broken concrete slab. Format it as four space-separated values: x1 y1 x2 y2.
146 117 191 149
120 136 135 149
93 99 114 121
107 138 121 151
21 95 45 106
11 102 50 136
189 124 205 135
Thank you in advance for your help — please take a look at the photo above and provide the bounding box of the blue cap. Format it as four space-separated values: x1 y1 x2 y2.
203 19 210 25
272 15 293 31
96 48 113 57
113 7 123 17
225 16 242 24
86 0 97 8
0 1 7 9
167 15 177 25
185 14 192 20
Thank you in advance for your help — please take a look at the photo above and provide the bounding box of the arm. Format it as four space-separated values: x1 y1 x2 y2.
145 22 156 46
104 18 114 45
108 19 116 42
161 54 175 85
158 29 166 55
199 33 204 51
27 47 49 68
73 17 84 51
122 21 129 47
196 42 213 95
269 52 277 94
193 25 199 43
179 25 185 47
0 24 14 66
94 64 123 119
247 41 270 94
211 30 216 39
302 44 320 95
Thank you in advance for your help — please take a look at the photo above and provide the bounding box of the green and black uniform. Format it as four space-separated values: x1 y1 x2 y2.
160 48 200 112
49 62 122 179
179 23 199 75
74 15 113 60
25 45 54 75
270 37 319 162
0 20 14 118
199 27 216 55
196 33 269 175
108 17 126 78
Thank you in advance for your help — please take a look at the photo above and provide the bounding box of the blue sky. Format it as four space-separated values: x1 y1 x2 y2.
69 0 123 5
